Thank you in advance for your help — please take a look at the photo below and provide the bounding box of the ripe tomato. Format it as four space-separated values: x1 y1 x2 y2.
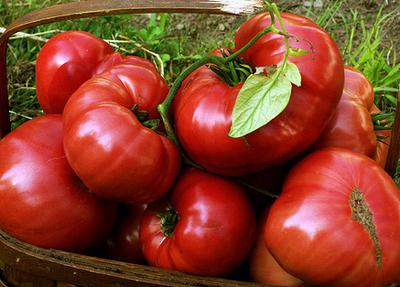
250 209 304 286
140 169 257 276
265 147 400 287
0 115 117 252
36 31 113 113
102 204 147 264
313 66 377 157
173 12 343 176
63 57 180 203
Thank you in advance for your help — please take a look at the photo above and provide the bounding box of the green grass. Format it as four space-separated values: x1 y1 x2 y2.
1 0 399 182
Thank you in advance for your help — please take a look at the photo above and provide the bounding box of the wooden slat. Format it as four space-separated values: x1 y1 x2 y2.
0 230 270 287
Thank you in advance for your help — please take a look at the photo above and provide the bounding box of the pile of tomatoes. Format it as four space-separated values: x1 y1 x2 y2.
0 7 399 287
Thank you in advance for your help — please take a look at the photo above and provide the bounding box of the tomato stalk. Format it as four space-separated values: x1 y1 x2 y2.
157 207 178 237
209 49 254 86
157 1 291 165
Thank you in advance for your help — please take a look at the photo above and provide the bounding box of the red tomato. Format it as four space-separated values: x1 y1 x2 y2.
250 209 304 287
265 147 400 287
0 115 117 252
313 66 377 157
63 58 180 203
102 204 147 264
140 169 257 276
173 12 343 176
36 31 113 113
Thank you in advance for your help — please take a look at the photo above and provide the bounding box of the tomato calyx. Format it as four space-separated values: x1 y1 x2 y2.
349 188 382 267
131 105 160 131
157 206 179 237
209 49 254 86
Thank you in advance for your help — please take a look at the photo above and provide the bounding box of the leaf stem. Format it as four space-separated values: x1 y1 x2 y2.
271 3 291 69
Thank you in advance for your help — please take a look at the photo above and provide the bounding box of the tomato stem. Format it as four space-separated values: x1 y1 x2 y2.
157 206 178 237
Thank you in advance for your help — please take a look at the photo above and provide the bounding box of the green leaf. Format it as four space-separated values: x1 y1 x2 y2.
229 74 292 138
284 63 301 87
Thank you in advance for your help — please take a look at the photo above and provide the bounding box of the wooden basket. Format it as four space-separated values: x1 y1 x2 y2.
0 1 399 286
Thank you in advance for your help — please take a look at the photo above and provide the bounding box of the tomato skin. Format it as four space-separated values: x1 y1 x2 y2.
140 169 257 276
36 31 113 113
0 115 117 252
102 204 147 264
63 59 180 204
250 209 304 287
265 147 400 287
313 66 377 157
173 12 343 176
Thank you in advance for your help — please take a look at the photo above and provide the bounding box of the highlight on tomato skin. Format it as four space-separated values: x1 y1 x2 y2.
139 168 257 277
264 147 400 287
0 115 118 253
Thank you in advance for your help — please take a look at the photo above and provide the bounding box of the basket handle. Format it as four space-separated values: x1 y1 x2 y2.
0 0 263 138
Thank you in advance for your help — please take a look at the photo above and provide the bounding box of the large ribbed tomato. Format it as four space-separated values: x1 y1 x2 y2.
313 66 377 157
0 115 117 252
265 147 400 287
140 169 257 276
63 56 180 203
172 12 344 176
